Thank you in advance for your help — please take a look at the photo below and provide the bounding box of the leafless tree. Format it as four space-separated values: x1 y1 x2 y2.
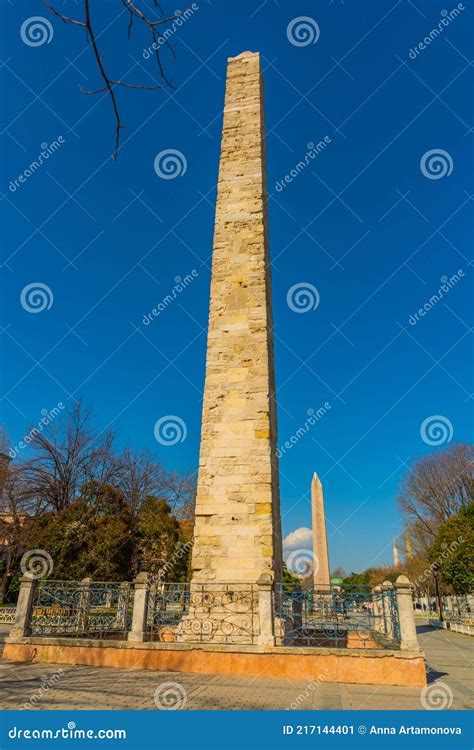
397 443 473 543
45 0 188 158
0 466 36 603
20 400 119 514
115 448 195 517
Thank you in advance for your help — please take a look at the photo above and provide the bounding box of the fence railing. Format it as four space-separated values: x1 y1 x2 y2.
146 582 258 644
275 583 401 648
9 574 420 651
28 579 133 639
0 606 17 624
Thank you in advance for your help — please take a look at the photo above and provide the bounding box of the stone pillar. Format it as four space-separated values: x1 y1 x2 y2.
76 577 91 633
311 473 330 589
372 586 383 633
394 575 420 651
10 576 37 637
257 573 275 646
128 572 150 642
381 581 394 638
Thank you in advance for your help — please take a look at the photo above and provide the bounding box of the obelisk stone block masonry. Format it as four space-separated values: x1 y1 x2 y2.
190 51 283 585
312 473 331 589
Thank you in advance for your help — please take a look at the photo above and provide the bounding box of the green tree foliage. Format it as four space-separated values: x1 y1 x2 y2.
281 563 303 592
342 571 371 587
28 482 134 581
428 503 474 595
134 496 190 581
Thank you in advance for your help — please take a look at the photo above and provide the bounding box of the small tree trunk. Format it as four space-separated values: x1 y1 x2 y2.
434 573 443 622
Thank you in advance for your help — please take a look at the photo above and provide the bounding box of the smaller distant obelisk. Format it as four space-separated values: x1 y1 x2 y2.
392 539 400 567
311 473 330 589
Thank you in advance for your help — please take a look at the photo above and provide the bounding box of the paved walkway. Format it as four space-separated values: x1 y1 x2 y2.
0 626 472 710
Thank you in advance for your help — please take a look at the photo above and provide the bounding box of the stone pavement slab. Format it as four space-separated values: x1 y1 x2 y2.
0 626 471 711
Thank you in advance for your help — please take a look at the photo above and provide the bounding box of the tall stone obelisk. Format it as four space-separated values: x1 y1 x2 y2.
189 52 283 586
311 473 330 589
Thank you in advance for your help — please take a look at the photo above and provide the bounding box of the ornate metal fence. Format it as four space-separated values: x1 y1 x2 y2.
275 584 401 649
29 580 133 639
146 581 258 644
0 606 16 624
15 577 404 649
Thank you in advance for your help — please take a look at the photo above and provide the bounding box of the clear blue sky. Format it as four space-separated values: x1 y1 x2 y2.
1 0 472 574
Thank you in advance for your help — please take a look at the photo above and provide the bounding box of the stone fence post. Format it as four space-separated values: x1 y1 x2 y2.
381 581 394 638
128 572 150 642
10 576 37 637
394 575 420 651
257 573 275 647
372 586 383 633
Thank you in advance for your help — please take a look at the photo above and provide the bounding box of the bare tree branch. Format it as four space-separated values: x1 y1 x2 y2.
45 1 86 27
45 0 187 158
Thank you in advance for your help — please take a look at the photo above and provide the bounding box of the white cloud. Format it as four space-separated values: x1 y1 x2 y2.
283 526 313 551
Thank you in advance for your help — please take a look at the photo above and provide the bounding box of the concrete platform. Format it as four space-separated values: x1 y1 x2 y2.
3 633 426 687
